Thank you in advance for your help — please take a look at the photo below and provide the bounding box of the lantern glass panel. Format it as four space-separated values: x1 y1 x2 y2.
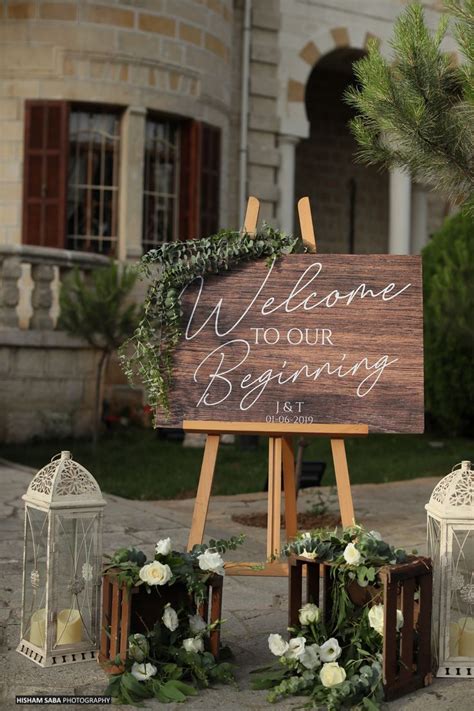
448 528 474 659
52 511 101 650
427 516 441 646
22 506 49 649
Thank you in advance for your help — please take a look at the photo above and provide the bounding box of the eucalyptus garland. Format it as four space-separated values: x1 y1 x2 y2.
120 225 300 419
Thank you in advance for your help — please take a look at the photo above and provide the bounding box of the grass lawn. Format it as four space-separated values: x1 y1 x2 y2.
1 429 472 500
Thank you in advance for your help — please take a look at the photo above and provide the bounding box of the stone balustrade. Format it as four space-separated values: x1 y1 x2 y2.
0 245 110 331
0 246 111 442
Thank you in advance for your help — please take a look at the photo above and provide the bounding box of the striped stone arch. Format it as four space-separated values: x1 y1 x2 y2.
280 26 383 139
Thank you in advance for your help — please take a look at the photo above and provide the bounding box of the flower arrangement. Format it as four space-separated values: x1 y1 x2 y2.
288 526 408 631
252 527 409 710
103 535 244 704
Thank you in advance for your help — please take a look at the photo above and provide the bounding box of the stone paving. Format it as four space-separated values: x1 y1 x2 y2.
0 459 471 710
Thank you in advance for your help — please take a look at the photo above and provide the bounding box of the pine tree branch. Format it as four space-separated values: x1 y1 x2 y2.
346 2 474 208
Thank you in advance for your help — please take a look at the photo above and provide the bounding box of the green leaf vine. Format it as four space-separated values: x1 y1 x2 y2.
120 225 300 420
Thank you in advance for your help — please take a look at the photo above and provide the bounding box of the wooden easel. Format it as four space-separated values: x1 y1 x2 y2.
186 197 368 576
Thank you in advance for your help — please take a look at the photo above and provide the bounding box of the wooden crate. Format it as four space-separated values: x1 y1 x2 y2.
99 570 223 674
289 556 433 701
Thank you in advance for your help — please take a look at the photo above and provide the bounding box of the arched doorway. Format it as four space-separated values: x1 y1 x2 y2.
294 48 389 253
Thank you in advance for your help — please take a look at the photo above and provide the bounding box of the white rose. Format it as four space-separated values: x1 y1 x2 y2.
197 550 225 576
155 537 171 556
182 636 204 653
131 662 157 681
300 548 317 560
285 636 306 660
368 604 404 635
369 530 382 541
189 613 207 635
368 604 384 635
300 643 321 670
319 662 346 688
299 603 320 626
139 561 172 586
268 633 289 657
162 604 179 632
343 542 361 565
396 609 404 631
319 638 342 662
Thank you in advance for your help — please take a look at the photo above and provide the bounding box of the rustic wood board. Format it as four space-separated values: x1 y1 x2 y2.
157 255 424 433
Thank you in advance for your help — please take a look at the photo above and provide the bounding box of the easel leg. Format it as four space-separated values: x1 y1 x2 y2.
187 434 220 550
282 436 298 540
267 437 282 559
330 438 355 528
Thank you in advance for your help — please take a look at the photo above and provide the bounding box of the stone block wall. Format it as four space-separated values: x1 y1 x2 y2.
0 330 101 443
0 0 233 248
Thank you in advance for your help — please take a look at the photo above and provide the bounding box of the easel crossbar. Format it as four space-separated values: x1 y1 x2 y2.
183 420 369 438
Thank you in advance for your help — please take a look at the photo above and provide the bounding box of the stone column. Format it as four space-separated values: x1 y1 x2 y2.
411 185 428 254
278 135 299 234
118 106 147 262
389 167 411 254
0 257 21 328
30 264 55 330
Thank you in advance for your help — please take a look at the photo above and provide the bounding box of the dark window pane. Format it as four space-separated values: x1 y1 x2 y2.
46 155 60 198
28 155 43 198
44 204 59 248
29 106 45 150
26 204 42 245
46 106 62 149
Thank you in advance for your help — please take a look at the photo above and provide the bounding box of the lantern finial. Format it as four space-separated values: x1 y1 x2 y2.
425 460 473 518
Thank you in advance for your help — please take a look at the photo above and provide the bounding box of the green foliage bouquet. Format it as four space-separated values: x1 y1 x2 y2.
120 225 300 419
103 535 244 704
252 527 408 710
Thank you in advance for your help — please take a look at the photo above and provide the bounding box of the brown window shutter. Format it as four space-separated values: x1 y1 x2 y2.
22 100 69 248
178 119 201 241
199 123 221 237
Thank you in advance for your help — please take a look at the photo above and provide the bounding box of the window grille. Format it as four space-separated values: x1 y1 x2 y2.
67 111 120 255
142 118 180 251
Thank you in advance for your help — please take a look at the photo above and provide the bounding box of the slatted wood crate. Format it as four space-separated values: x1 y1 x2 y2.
289 555 433 701
99 569 223 674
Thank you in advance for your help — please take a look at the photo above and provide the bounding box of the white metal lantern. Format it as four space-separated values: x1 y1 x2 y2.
17 451 106 667
426 460 474 679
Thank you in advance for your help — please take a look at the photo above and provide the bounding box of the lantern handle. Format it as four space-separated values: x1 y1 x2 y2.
50 451 72 462
451 460 471 472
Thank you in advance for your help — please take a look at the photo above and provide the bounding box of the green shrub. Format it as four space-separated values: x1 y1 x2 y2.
423 211 474 434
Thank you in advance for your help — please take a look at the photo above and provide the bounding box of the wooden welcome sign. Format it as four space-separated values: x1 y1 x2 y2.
159 255 423 433
172 197 424 576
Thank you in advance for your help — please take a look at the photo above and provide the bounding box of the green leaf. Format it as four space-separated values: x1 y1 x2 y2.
160 680 188 702
121 672 152 700
169 680 198 697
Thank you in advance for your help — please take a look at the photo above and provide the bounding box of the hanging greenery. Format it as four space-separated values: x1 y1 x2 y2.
120 226 300 419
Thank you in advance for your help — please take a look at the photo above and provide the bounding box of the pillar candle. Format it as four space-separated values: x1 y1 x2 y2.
449 621 460 657
56 609 82 646
29 608 46 647
458 617 474 657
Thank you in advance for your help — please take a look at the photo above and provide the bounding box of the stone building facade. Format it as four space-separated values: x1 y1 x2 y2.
0 0 454 441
